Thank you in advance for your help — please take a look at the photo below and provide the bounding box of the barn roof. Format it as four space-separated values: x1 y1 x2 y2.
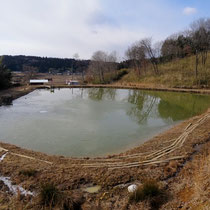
30 79 49 83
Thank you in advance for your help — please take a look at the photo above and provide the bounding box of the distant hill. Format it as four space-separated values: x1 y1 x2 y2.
1 55 90 73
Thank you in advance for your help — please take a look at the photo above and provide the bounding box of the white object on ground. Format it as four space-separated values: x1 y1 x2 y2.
0 176 34 196
128 184 138 193
0 153 34 196
0 153 8 162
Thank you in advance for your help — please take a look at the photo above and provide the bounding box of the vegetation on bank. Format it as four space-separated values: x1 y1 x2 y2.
129 180 168 209
0 62 11 90
87 68 128 84
120 52 210 88
88 18 210 87
39 182 84 209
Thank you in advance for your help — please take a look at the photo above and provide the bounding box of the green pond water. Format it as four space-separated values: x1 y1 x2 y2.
0 88 210 157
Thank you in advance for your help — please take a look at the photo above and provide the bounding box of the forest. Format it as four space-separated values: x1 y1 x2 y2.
1 55 90 73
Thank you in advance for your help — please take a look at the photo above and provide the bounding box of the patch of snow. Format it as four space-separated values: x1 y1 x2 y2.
0 153 34 196
0 176 34 196
0 153 8 162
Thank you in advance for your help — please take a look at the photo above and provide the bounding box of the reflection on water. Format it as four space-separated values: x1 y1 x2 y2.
127 91 157 124
88 88 117 101
0 88 210 157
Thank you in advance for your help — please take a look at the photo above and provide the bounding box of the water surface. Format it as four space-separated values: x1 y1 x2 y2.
0 88 210 157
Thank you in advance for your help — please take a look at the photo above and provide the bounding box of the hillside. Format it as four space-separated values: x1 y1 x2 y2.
119 53 210 88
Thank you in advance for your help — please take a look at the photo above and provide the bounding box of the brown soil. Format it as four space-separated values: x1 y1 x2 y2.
0 85 210 209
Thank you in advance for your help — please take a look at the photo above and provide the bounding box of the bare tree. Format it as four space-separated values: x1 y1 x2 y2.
107 51 118 75
22 65 38 84
140 38 159 75
88 50 118 83
189 18 210 78
88 51 107 83
126 42 146 76
154 41 163 58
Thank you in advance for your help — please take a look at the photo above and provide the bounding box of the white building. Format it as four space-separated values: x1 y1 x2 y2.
66 80 80 85
29 79 49 85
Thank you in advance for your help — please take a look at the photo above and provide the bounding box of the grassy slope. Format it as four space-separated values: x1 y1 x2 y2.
119 53 210 88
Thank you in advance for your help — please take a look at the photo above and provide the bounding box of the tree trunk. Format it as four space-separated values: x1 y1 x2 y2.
195 53 199 79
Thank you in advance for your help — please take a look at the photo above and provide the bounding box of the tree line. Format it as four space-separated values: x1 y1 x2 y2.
1 55 90 73
88 18 210 84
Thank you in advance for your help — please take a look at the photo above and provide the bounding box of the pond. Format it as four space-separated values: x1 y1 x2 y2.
0 88 210 157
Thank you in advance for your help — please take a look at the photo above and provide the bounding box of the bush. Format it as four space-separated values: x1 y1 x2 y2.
40 183 60 207
129 180 167 209
142 181 161 198
112 69 128 81
40 183 83 209
129 180 161 203
0 64 11 90
19 169 37 177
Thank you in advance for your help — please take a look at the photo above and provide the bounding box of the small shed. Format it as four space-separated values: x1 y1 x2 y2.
29 79 49 85
67 80 80 85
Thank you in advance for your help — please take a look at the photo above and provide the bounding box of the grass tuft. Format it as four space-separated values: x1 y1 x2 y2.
39 182 84 209
40 183 60 207
129 180 167 209
19 169 37 177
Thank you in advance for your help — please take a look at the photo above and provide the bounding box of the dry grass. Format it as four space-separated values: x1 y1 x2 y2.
120 53 210 88
19 169 37 177
128 180 168 209
165 143 210 209
192 146 210 208
38 182 84 209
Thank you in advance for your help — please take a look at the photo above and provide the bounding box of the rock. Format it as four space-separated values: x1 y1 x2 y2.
128 184 138 193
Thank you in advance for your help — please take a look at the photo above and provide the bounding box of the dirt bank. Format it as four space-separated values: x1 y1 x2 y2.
0 86 36 106
43 83 210 95
1 84 210 105
0 85 210 209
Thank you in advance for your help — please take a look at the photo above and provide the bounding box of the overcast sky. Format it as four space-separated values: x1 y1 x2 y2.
0 0 209 60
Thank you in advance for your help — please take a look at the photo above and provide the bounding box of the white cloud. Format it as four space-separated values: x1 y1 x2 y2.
183 7 197 15
0 0 197 59
0 0 149 59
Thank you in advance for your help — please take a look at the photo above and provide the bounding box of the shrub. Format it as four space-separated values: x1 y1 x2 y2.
0 64 11 90
40 183 60 207
62 196 83 210
112 69 128 81
19 169 37 177
129 180 167 209
40 183 83 209
142 180 161 198
129 180 161 203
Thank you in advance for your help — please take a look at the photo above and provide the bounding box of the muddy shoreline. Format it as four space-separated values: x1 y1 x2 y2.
1 84 210 106
0 86 36 106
